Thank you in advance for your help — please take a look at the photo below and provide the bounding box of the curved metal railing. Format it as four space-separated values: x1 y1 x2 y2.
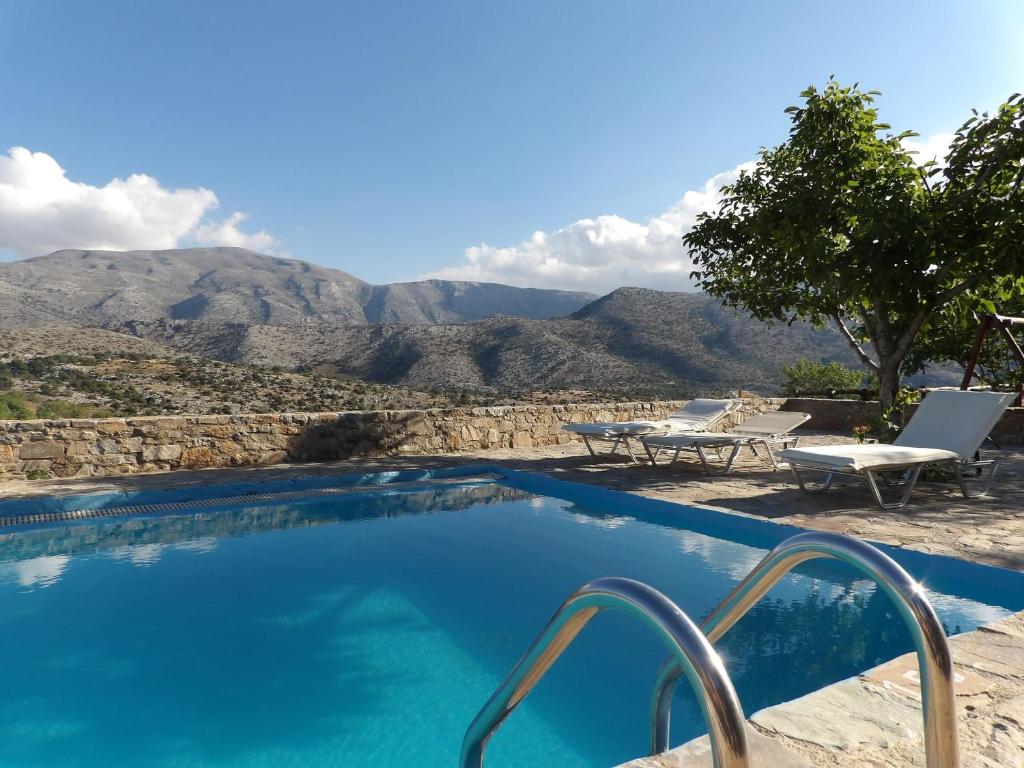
649 531 960 767
460 576 750 768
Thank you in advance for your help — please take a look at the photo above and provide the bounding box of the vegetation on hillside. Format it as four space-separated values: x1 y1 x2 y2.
780 359 872 398
0 351 455 418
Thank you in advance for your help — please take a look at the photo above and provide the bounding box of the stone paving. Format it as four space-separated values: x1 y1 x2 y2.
2 431 1023 766
622 612 1024 768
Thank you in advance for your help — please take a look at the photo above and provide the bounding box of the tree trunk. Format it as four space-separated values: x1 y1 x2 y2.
877 361 901 414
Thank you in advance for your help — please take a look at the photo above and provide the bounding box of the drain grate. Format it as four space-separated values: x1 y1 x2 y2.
0 474 503 528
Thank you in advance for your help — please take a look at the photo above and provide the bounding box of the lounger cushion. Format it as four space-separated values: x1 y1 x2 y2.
643 432 742 448
776 444 959 472
563 418 711 437
563 421 665 437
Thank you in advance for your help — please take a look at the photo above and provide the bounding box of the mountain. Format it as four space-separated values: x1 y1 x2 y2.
115 289 862 396
0 247 596 327
0 248 884 398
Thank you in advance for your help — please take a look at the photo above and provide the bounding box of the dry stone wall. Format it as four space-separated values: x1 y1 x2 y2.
0 401 700 481
2 397 1019 483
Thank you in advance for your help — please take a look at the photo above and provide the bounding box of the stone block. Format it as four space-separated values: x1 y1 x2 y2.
18 441 65 460
66 441 95 457
181 447 219 468
257 450 288 465
511 432 533 449
142 444 184 462
96 419 130 434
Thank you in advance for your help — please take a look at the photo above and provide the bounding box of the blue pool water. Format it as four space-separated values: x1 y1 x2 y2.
0 471 1021 767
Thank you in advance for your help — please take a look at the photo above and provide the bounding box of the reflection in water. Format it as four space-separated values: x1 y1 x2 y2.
109 543 166 567
0 555 70 589
718 584 959 712
0 484 531 589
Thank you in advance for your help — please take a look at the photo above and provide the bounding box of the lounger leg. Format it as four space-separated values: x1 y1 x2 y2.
752 439 780 470
789 464 836 493
695 443 741 475
864 465 923 509
581 435 598 457
608 437 622 456
955 458 1001 498
643 440 659 466
748 443 761 458
623 437 641 464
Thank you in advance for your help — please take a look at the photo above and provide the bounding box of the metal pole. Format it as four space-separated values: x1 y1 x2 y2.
461 577 750 768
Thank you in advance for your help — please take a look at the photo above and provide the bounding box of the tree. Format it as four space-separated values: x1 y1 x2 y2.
684 81 1024 410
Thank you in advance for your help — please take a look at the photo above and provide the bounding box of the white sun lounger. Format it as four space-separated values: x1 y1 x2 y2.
640 411 811 474
563 398 741 462
776 390 1015 509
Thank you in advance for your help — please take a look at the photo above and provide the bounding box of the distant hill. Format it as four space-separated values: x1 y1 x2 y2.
0 247 596 326
115 289 864 397
0 248 906 398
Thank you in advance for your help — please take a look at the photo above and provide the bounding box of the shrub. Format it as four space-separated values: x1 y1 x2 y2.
0 392 34 420
781 359 867 397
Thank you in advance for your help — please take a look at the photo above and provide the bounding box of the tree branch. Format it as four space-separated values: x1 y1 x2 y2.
894 305 931 362
832 313 880 373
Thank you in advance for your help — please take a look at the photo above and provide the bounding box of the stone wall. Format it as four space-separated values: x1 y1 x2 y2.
1 401 700 481
2 396 1018 483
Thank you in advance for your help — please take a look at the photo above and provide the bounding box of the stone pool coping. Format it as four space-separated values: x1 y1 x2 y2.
620 611 1024 767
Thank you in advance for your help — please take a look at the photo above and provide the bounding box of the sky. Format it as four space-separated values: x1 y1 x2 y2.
1 0 1022 294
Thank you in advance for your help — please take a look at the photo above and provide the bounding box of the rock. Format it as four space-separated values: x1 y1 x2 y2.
512 432 534 449
142 445 184 462
18 441 65 460
96 420 130 435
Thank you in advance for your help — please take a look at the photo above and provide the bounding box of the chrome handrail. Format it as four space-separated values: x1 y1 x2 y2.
649 531 959 767
460 576 750 768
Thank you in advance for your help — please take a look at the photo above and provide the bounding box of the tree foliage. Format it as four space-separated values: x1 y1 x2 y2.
684 80 1024 408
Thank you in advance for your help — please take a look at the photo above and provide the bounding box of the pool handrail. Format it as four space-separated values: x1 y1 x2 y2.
460 576 750 768
649 531 960 768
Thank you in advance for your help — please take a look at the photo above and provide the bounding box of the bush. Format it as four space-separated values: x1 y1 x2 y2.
781 359 867 397
0 392 34 420
35 400 93 419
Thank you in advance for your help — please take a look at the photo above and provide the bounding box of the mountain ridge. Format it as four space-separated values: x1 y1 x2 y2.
0 247 896 398
0 247 596 327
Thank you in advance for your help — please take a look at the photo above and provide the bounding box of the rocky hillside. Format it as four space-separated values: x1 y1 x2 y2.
116 289 862 397
0 247 595 326
0 248 886 400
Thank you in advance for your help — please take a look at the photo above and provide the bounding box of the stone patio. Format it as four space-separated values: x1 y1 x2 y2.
2 431 1023 766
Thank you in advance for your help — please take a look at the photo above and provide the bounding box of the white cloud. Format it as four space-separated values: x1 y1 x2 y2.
429 163 754 294
431 132 957 295
903 132 954 167
0 146 280 258
194 211 280 253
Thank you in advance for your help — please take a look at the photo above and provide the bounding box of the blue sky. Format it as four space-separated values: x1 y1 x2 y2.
1 0 1022 292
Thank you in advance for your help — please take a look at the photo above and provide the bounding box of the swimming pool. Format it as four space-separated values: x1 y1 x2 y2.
0 466 1021 767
